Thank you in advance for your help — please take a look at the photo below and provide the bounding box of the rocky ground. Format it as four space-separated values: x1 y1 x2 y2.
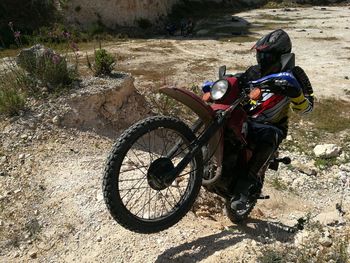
1 5 350 263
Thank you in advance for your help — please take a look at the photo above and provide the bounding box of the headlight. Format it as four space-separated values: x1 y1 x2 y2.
210 80 229 100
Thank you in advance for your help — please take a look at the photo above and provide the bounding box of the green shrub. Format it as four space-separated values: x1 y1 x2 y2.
87 48 115 76
36 54 73 90
17 48 75 92
0 84 26 116
0 63 35 115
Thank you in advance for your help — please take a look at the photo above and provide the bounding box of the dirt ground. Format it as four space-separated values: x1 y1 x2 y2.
1 5 350 263
106 6 350 99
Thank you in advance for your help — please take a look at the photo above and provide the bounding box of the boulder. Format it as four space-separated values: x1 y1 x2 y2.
16 44 70 90
61 74 150 137
314 211 343 226
313 144 341 158
16 44 63 74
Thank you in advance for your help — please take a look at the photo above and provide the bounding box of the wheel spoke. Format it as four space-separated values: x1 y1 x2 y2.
120 177 147 201
125 156 147 175
120 165 148 174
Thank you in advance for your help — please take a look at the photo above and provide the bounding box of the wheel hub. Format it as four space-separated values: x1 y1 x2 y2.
147 158 175 191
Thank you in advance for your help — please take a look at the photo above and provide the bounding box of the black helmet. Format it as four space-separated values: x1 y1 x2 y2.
252 29 292 75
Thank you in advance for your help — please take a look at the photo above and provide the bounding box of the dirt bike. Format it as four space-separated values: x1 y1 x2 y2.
102 66 291 233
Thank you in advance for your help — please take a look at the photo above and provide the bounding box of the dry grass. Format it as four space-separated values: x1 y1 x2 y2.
310 36 339 41
257 14 296 22
282 98 350 156
218 35 259 43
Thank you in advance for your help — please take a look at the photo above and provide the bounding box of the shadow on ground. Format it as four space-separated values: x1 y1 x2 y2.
155 217 297 263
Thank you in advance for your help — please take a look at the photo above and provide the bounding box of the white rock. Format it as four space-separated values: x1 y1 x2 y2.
52 116 60 125
96 192 104 202
319 237 332 247
314 211 342 226
313 144 341 158
0 156 6 164
286 135 293 141
14 189 21 194
96 236 102 242
19 154 25 160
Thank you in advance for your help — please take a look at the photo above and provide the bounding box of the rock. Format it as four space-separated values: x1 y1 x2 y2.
286 135 293 141
14 189 21 194
96 192 104 202
314 211 342 226
0 156 6 164
292 160 317 176
97 236 102 242
313 144 341 158
16 44 66 78
0 220 4 226
19 153 26 160
319 237 332 247
52 116 60 126
196 211 211 217
345 76 349 80
21 134 28 139
29 250 37 259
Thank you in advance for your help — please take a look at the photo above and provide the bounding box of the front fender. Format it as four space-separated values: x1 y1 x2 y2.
159 87 216 124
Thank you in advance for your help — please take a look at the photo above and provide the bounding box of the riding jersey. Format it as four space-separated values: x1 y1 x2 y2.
240 66 314 136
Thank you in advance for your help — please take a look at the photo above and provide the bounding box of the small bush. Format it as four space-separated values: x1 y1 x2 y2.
0 65 31 116
0 86 26 116
87 48 115 76
36 54 73 90
17 45 76 92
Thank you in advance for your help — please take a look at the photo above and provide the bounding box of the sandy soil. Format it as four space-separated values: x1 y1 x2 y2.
105 6 350 99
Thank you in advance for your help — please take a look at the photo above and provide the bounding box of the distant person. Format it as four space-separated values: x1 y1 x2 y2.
165 23 176 36
186 18 194 36
180 18 187 36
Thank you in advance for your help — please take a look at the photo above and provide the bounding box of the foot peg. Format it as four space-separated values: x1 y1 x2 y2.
269 157 291 171
275 157 291 165
257 195 270 200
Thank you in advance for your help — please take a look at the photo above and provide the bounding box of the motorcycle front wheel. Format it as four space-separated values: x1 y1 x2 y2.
103 116 203 233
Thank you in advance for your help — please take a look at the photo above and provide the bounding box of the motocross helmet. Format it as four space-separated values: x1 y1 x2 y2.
252 29 292 76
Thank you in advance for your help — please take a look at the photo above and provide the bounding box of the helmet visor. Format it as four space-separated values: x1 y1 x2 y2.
256 52 276 65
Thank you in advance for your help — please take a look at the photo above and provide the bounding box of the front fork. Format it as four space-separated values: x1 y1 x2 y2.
163 112 227 183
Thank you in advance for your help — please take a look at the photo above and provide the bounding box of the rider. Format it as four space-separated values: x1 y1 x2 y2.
231 29 314 210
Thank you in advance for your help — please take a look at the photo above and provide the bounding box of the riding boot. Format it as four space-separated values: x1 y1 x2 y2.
231 142 276 210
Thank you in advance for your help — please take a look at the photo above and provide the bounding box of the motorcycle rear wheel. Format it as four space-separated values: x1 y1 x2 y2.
225 198 257 223
103 116 203 233
225 175 265 223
